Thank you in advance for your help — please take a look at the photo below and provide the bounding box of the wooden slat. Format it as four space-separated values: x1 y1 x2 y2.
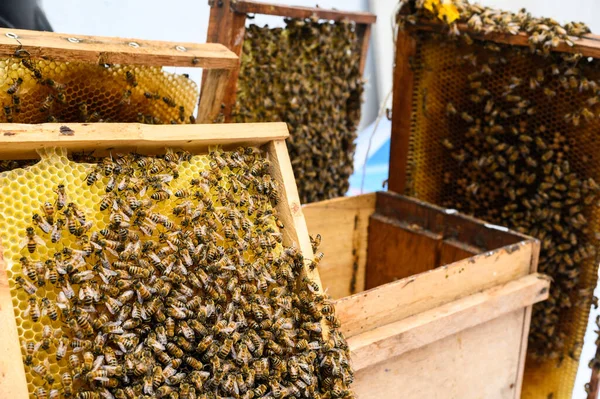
303 194 376 298
588 343 600 399
231 1 377 24
353 310 527 399
412 21 600 59
355 23 372 76
336 239 539 338
202 0 247 122
439 239 480 265
388 29 417 194
266 140 318 283
375 191 528 251
266 140 330 338
0 28 237 68
197 69 231 123
366 213 441 289
0 122 289 158
348 273 550 371
0 238 29 398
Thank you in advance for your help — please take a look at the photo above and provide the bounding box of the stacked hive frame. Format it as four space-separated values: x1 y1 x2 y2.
203 0 376 121
0 27 237 123
388 18 600 399
0 122 331 397
204 0 376 203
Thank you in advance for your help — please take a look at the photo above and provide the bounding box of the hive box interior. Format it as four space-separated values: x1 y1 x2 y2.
304 191 549 399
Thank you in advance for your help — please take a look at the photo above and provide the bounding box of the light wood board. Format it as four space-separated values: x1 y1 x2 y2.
303 193 375 298
353 309 528 399
0 27 237 68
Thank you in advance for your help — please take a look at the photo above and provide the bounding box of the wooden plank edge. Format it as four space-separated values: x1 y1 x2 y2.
388 29 416 194
197 69 231 123
348 273 550 371
335 239 537 337
265 140 330 339
232 1 377 24
302 193 376 211
0 237 29 397
0 123 289 158
0 28 238 68
514 305 533 399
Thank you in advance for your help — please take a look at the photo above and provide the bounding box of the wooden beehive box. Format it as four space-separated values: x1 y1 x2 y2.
304 191 549 399
0 122 328 396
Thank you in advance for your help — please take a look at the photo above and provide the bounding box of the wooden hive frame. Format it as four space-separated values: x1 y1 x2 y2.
389 19 600 399
0 27 239 123
203 0 377 121
389 22 600 192
0 121 325 397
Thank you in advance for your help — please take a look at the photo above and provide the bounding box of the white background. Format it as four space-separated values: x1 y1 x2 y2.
39 1 600 397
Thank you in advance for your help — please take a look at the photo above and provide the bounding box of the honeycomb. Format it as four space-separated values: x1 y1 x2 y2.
0 56 198 125
398 29 600 398
233 18 364 204
1 147 353 398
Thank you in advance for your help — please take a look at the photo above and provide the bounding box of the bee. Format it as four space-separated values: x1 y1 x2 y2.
54 184 68 209
41 297 58 321
20 226 44 253
40 94 54 112
21 340 40 366
179 106 185 122
56 91 66 104
32 358 51 378
151 190 171 201
2 105 12 122
163 96 177 107
32 213 53 234
15 276 37 295
76 392 100 399
34 387 48 399
99 192 116 211
125 71 137 87
55 337 68 362
119 89 132 106
51 218 65 243
61 371 74 397
41 201 56 223
86 167 101 187
7 77 22 94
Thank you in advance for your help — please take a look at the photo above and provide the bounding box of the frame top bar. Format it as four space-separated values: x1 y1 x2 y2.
412 20 600 59
0 122 289 159
0 28 238 68
231 0 377 25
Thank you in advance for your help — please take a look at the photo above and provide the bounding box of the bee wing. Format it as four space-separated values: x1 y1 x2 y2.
140 186 147 197
92 354 104 371
34 235 45 245
106 247 119 257
34 341 43 352
19 236 29 249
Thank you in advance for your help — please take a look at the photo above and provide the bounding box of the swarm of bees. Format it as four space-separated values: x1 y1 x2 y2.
397 0 600 368
13 147 354 398
232 17 364 204
0 53 197 126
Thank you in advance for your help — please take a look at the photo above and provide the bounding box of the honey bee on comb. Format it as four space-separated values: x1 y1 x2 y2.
3 146 354 398
397 0 600 393
232 18 364 204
